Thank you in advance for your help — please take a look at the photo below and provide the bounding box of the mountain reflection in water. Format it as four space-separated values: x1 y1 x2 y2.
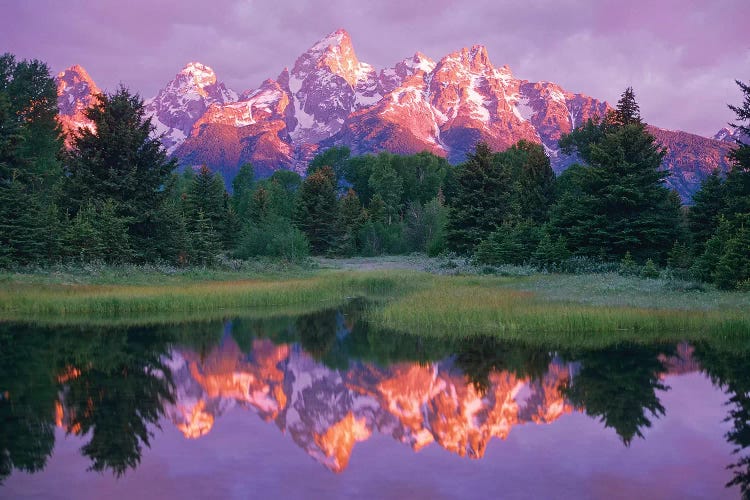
0 303 748 498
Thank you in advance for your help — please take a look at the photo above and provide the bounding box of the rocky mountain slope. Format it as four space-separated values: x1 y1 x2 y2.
55 29 735 201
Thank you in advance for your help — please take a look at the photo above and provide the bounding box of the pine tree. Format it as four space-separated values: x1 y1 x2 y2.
368 154 403 225
447 142 512 253
190 210 220 266
689 170 726 254
231 163 254 220
723 80 750 219
713 217 750 290
641 259 660 279
63 86 177 261
551 89 681 262
186 166 226 229
294 167 339 254
336 189 365 256
508 140 556 223
612 87 642 126
667 241 692 270
0 54 64 266
532 232 570 267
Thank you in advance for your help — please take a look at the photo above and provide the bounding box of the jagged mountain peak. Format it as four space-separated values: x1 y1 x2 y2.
145 61 238 153
57 64 95 81
55 64 100 143
308 28 353 53
176 61 218 89
292 28 368 88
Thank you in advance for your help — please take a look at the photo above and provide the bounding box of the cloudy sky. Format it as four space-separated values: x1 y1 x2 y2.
3 0 748 136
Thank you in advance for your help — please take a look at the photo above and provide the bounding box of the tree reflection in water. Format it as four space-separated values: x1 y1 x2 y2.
695 342 750 498
0 308 748 498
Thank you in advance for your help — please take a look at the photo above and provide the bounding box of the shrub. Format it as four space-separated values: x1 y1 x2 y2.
641 259 660 279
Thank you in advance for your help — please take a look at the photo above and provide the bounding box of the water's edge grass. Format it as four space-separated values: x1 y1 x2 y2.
2 263 749 347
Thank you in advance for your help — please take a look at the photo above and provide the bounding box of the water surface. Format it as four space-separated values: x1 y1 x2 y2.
1 305 748 499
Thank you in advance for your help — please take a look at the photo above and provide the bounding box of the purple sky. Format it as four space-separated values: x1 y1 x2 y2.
3 0 749 137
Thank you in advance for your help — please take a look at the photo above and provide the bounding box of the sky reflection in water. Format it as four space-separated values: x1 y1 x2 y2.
1 305 748 499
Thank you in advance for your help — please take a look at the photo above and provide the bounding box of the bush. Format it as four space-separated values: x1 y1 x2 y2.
235 217 310 261
619 251 639 276
640 259 660 279
475 221 542 265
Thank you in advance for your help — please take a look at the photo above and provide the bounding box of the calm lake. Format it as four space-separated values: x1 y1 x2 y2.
1 303 748 499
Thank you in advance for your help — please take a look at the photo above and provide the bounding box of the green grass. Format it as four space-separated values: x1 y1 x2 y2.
0 269 422 322
366 274 750 347
2 261 749 347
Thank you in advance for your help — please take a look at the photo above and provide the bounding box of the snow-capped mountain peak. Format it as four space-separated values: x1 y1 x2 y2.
145 61 238 153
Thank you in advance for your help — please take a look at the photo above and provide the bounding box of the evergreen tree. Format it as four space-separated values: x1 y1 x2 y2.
63 86 177 261
507 140 556 223
723 80 750 219
612 86 642 126
424 195 449 256
666 241 692 270
475 221 542 266
336 189 365 256
0 54 64 266
447 142 512 253
186 166 226 230
532 231 570 267
713 218 750 290
307 146 351 183
294 166 340 254
692 216 733 282
190 210 220 265
689 170 726 254
368 154 403 225
231 163 255 220
551 89 681 262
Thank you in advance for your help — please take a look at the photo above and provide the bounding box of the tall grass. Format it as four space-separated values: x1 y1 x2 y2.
368 275 750 346
2 266 749 347
0 271 423 321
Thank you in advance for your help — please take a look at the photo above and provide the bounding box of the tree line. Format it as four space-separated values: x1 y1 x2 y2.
1 52 749 289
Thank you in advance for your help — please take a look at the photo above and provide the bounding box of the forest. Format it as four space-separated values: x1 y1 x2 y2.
1 52 750 290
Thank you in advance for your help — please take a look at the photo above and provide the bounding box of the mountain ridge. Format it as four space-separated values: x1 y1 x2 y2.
55 29 735 201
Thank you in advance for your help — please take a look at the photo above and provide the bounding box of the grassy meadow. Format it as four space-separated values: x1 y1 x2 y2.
1 258 749 346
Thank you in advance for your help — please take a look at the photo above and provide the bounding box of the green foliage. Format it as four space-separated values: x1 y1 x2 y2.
368 154 403 224
505 140 556 223
403 196 449 255
336 189 366 256
640 259 660 279
294 166 340 254
688 170 726 254
231 163 254 219
619 251 639 276
552 114 682 262
447 142 513 253
62 86 177 261
63 200 133 262
532 232 570 267
186 166 227 231
667 241 692 270
713 221 750 290
475 221 542 266
0 54 64 267
612 87 642 126
307 146 350 182
447 141 555 254
235 217 309 261
190 210 220 266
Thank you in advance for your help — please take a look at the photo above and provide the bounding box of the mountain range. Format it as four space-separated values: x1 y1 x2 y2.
55 29 737 201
